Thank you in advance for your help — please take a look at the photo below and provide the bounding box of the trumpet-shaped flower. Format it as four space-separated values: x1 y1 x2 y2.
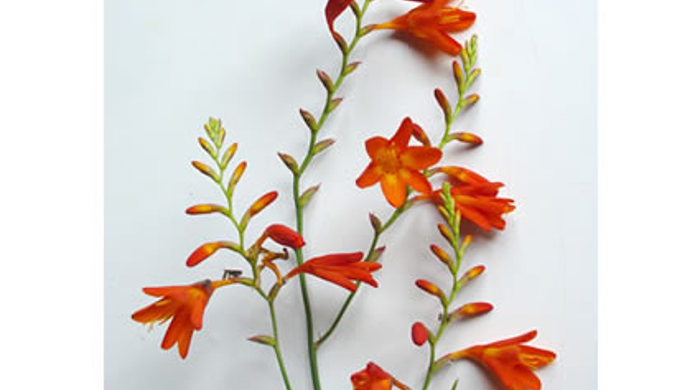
437 330 556 390
131 279 234 358
286 252 380 292
434 166 515 231
351 362 410 390
375 0 477 56
357 117 442 207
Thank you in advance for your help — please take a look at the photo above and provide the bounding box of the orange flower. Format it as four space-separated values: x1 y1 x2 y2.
325 0 354 37
131 279 234 358
357 117 442 207
375 0 476 56
286 252 380 292
438 330 556 390
435 166 515 231
351 362 410 390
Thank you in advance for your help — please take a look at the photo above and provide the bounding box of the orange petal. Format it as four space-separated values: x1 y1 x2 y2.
177 325 195 359
356 162 383 188
422 29 463 56
366 137 390 158
399 168 432 194
391 117 414 148
401 146 442 170
380 174 407 208
437 9 476 32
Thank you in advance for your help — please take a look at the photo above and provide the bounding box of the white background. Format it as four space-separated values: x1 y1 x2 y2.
104 0 595 389
4 1 700 390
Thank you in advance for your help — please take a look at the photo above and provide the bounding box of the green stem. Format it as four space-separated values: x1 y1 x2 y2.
268 298 293 390
290 1 373 389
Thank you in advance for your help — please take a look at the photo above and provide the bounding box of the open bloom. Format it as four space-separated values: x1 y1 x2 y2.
286 252 380 292
438 330 556 390
131 279 234 358
351 362 410 390
435 166 515 231
357 117 442 207
374 0 476 56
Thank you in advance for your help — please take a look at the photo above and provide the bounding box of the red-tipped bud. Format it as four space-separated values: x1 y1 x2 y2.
411 122 431 146
328 97 342 113
367 246 386 263
437 224 453 243
265 224 305 249
186 204 227 215
415 279 446 304
429 244 453 269
411 322 430 346
458 264 485 286
434 88 452 122
278 152 299 174
450 132 483 146
452 60 464 88
227 161 247 195
448 302 493 321
248 191 278 218
220 142 238 169
186 241 238 267
313 139 335 155
191 161 219 182
344 61 361 76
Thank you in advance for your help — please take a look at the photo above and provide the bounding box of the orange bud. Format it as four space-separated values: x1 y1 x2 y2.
246 191 278 219
437 224 453 244
452 60 464 88
198 137 215 157
227 161 247 195
191 161 219 182
221 142 238 169
434 88 452 121
333 32 348 54
429 244 453 269
464 93 480 106
411 322 430 346
185 204 227 215
448 302 493 321
458 264 485 286
265 224 305 249
411 122 431 146
416 279 446 304
450 132 483 146
186 241 238 267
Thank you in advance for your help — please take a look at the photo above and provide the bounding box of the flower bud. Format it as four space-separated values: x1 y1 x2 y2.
434 88 452 122
300 108 318 132
448 302 493 321
328 97 342 113
367 246 385 263
437 224 453 244
449 132 483 146
278 152 299 174
317 69 334 92
411 322 430 346
248 335 276 347
185 204 227 215
458 264 485 287
191 161 219 182
198 137 215 157
369 213 382 233
429 244 453 269
220 142 238 169
313 139 335 155
415 279 447 304
299 185 320 208
344 61 361 76
265 224 305 249
452 60 464 88
246 191 278 219
227 161 247 195
186 241 239 267
411 122 431 146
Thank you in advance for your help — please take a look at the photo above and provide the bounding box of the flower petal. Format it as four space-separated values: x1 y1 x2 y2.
401 146 442 170
325 0 354 35
380 174 407 208
366 136 390 158
356 162 383 188
390 117 414 148
399 168 432 194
